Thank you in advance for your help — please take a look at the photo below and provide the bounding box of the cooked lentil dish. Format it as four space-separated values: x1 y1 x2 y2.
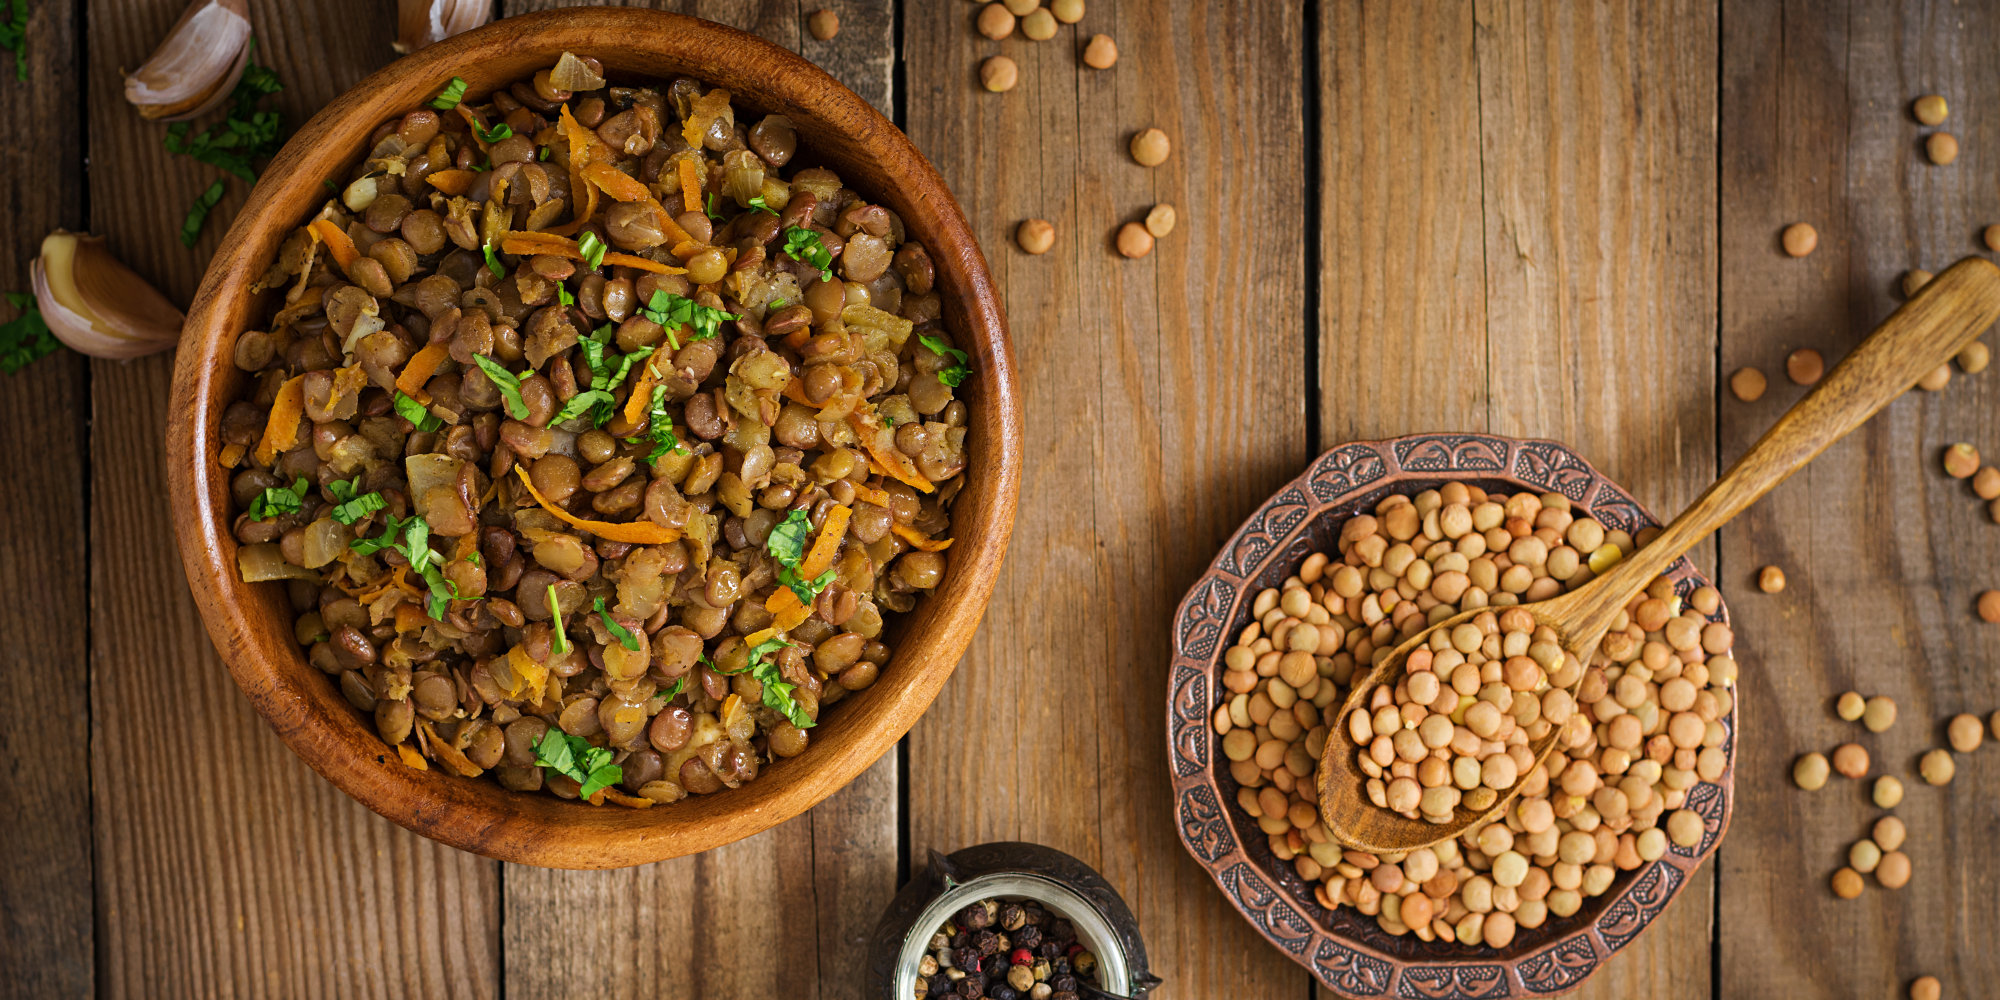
218 54 971 807
1210 485 1737 948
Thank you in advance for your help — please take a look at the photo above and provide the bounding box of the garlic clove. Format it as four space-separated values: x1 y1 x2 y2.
124 0 253 122
394 0 493 55
32 231 185 360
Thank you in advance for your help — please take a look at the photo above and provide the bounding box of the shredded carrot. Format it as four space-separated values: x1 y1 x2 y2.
621 356 662 426
217 442 247 469
584 160 651 203
253 375 306 466
852 483 893 509
650 200 693 245
424 168 478 196
395 603 434 633
455 104 492 154
677 157 703 214
513 465 683 543
800 504 852 579
671 239 707 260
395 342 449 400
396 744 429 770
499 232 687 275
308 219 358 269
354 566 410 606
743 626 778 649
893 524 955 552
849 414 934 493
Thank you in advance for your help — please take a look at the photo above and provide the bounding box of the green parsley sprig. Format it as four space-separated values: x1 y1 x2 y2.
918 334 972 388
247 476 310 521
780 226 834 280
180 180 227 248
349 512 456 619
593 597 640 651
639 289 738 350
577 231 608 270
0 292 60 375
626 384 689 467
470 119 513 145
747 195 778 216
548 582 570 655
393 391 443 432
165 48 286 246
428 77 469 111
551 339 653 427
481 242 505 279
0 0 28 82
470 354 530 420
765 508 836 606
745 636 814 729
327 476 386 525
532 728 621 799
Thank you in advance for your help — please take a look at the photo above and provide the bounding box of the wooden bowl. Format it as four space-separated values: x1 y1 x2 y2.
1167 435 1735 997
165 8 1021 869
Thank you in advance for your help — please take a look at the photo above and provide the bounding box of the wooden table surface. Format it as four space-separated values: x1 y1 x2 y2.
4 1 1997 997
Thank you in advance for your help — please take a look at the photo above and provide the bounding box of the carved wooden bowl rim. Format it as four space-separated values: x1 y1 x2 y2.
1166 434 1735 998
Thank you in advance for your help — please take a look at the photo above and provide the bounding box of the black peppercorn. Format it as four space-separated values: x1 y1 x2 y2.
1037 941 1062 960
999 904 1027 931
955 947 982 972
1051 993 1080 1000
1015 926 1042 950
1051 920 1075 942
1052 958 1071 976
989 988 1020 1000
976 930 1002 957
957 973 988 998
931 973 955 994
962 904 994 931
1052 975 1077 993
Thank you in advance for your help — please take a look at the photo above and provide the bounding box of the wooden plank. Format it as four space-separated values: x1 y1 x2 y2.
1472 2 1720 997
1321 1 1488 443
491 6 899 1000
1718 2 2000 997
0 0 90 995
87 3 499 997
907 0 1309 995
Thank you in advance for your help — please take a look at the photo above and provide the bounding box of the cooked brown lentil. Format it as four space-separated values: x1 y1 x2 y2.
1212 484 1737 947
221 58 968 808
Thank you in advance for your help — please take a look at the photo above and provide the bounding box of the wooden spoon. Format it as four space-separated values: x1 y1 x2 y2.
1315 256 2000 855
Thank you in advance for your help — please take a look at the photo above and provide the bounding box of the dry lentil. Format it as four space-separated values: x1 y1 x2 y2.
1914 94 1949 125
1928 132 1959 164
1786 348 1825 385
1974 466 2000 500
1832 743 1870 779
1903 269 1934 298
1873 775 1904 808
1211 485 1737 948
1129 127 1170 167
1730 367 1768 402
1144 203 1176 238
1114 222 1154 259
1782 223 1819 257
1948 712 1985 752
977 2 1017 39
1910 975 1942 1000
980 56 1020 92
1849 838 1882 874
1979 590 2000 623
807 8 840 39
1877 850 1912 888
1988 224 2000 253
1794 752 1831 790
1082 33 1117 69
1874 815 1907 852
1831 866 1865 899
1016 219 1056 255
1837 691 1866 721
1963 340 1992 374
1944 443 1981 479
1919 363 1953 391
1920 748 1955 785
1862 695 1898 733
1020 7 1057 40
1051 0 1084 22
1758 566 1786 594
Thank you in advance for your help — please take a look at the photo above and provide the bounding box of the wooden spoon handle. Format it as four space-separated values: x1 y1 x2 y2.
1569 255 2000 635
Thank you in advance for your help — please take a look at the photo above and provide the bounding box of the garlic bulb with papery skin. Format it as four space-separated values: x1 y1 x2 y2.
123 0 252 122
31 232 185 360
395 0 492 54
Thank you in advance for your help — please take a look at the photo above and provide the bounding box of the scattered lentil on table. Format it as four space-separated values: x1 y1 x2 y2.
1910 975 1943 1000
1949 712 1985 752
1877 850 1912 888
1794 751 1830 790
1927 132 1959 164
219 56 970 808
1874 815 1907 852
1986 224 2000 253
1849 838 1881 874
1973 466 2000 500
1961 340 1990 374
981 56 1019 93
1082 33 1118 69
1831 866 1864 899
1836 691 1865 721
1051 0 1085 23
1020 7 1057 41
807 8 840 40
1903 269 1934 298
1143 203 1176 239
1919 748 1955 786
1730 367 1768 402
1982 590 2000 623
1211 483 1736 947
1015 218 1054 255
1918 363 1952 392
1001 0 1038 15
1782 222 1818 257
1943 443 1980 479
1914 94 1949 125
977 3 1016 40
1114 222 1153 259
1758 566 1786 594
1786 348 1824 385
1862 695 1897 733
1872 775 1903 808
1129 127 1170 167
1832 743 1870 779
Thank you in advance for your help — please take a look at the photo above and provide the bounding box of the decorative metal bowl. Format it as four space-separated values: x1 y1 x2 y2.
1167 434 1736 998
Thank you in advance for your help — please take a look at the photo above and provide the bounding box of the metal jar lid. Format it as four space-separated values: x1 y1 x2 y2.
867 842 1163 999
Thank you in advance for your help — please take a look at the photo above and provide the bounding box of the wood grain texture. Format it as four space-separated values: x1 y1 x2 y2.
1474 5 1720 997
483 5 901 997
906 0 1310 995
0 1 90 995
503 0 896 114
1719 2 2000 997
87 3 500 998
1321 1 1488 442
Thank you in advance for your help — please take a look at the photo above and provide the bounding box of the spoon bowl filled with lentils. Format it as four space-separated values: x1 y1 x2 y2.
168 9 1018 869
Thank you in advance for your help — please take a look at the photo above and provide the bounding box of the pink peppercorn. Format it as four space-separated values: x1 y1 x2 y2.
1068 943 1085 956
1012 948 1034 966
